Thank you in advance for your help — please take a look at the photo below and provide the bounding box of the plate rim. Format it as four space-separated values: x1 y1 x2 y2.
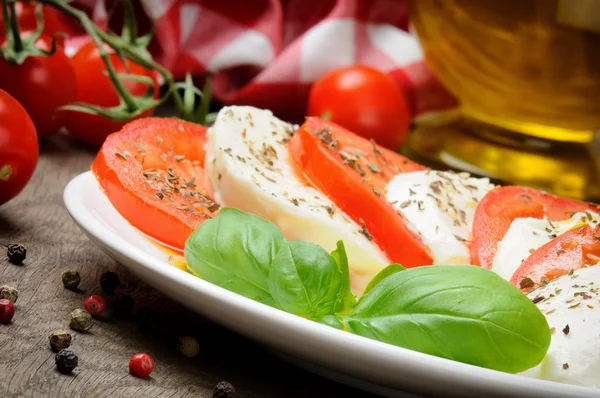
63 171 600 398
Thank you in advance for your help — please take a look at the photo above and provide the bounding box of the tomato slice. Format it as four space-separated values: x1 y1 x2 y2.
510 224 600 290
471 186 600 269
288 117 432 267
91 118 218 251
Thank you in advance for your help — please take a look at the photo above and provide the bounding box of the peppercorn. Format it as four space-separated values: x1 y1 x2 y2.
61 269 81 290
178 336 200 358
6 243 26 265
69 308 93 331
0 285 18 303
55 349 78 373
100 271 120 294
213 381 236 398
49 330 72 351
112 294 134 318
84 295 105 316
0 299 15 324
129 353 155 378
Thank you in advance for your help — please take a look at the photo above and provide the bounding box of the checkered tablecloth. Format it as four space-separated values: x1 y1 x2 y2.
75 0 457 121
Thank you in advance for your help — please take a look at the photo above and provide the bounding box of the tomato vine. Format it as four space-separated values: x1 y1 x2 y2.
0 0 211 125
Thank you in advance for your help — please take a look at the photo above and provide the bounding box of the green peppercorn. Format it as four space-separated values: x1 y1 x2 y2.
0 285 18 303
55 349 78 373
69 308 93 331
49 330 72 351
213 381 236 398
7 243 26 265
178 336 200 358
61 269 81 290
100 271 120 294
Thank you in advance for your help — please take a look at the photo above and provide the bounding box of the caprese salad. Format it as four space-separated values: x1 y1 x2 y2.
91 106 600 390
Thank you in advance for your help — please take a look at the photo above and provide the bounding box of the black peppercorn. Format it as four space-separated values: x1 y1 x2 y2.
61 269 81 290
213 381 236 398
112 294 134 318
7 243 26 265
100 272 120 294
55 349 78 373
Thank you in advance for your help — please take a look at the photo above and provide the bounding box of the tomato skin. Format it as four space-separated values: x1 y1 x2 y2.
64 42 159 147
0 89 38 206
0 2 78 45
289 117 431 267
471 186 600 269
307 65 411 150
0 34 76 137
510 224 600 290
92 118 215 251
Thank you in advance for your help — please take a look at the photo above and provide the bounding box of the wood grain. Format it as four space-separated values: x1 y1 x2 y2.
0 133 380 398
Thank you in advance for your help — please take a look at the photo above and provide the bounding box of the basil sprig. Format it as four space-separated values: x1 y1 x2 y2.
184 208 551 373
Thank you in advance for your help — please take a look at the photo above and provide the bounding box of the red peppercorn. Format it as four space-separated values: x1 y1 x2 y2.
0 299 15 324
84 295 105 316
129 353 155 378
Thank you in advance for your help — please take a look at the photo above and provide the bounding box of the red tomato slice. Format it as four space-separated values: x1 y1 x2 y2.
289 117 432 267
91 118 218 251
510 224 600 290
471 186 600 269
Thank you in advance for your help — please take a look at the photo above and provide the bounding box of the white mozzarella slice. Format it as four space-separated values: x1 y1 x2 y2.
492 212 600 281
205 105 389 294
385 170 495 264
520 265 600 389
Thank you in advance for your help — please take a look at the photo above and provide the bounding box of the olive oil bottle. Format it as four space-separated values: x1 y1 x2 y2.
407 0 600 200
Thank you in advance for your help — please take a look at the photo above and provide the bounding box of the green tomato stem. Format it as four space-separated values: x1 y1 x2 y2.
121 0 137 46
36 0 206 123
6 1 23 52
38 0 138 112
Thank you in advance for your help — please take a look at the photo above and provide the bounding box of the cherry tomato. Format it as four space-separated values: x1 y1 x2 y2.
129 353 154 378
307 65 411 150
511 224 600 291
64 41 159 147
470 186 600 269
0 1 79 45
0 89 38 206
0 33 76 137
289 117 431 267
91 118 217 251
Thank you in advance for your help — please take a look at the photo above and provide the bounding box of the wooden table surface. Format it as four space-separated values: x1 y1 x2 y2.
0 132 382 398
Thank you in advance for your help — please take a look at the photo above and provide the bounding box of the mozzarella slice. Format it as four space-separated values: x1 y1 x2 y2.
385 170 495 264
492 212 600 281
520 265 600 389
205 105 389 295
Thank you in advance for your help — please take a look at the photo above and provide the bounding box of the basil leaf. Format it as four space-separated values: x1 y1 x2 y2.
330 241 356 312
184 207 286 307
341 266 550 373
361 263 406 297
315 314 345 330
269 240 342 317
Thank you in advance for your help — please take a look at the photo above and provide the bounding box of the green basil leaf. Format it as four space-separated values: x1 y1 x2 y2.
341 265 550 373
361 263 406 297
315 314 345 330
330 241 356 312
184 207 287 307
269 240 342 317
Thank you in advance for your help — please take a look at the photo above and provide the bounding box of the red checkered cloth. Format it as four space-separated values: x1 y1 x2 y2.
75 0 457 121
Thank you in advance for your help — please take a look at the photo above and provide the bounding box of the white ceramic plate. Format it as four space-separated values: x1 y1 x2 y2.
63 171 600 398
